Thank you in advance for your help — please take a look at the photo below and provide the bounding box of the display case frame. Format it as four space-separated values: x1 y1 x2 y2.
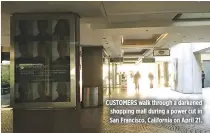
10 13 80 109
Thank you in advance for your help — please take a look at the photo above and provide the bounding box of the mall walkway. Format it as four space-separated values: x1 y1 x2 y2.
2 87 210 133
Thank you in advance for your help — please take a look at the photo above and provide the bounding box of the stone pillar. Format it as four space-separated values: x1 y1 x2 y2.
82 46 103 106
163 62 169 87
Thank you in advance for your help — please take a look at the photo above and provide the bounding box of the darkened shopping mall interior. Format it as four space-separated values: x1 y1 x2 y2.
1 1 210 133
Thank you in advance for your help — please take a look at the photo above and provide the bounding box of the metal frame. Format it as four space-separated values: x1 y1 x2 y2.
10 13 79 109
75 15 81 108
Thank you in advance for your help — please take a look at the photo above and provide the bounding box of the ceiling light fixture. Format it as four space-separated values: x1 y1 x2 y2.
121 36 124 44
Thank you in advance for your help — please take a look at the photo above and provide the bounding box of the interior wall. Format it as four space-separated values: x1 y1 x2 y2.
170 43 184 93
201 54 210 88
1 12 10 46
203 61 210 88
80 23 101 46
170 43 202 94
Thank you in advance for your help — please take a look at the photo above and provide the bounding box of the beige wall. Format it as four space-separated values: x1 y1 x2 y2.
171 43 202 94
1 12 10 47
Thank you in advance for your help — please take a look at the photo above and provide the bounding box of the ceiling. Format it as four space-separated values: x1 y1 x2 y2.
2 1 210 63
205 50 210 53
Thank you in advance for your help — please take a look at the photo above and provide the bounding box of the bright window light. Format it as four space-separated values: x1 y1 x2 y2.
2 60 10 65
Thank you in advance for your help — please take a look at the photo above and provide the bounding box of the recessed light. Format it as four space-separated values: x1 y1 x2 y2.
103 38 106 39
121 36 124 44
106 43 109 44
146 30 148 32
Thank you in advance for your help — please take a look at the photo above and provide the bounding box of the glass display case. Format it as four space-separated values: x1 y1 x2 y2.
10 13 79 108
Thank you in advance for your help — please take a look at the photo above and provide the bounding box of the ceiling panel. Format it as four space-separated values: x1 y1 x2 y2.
103 2 210 15
124 57 138 60
2 1 103 17
123 34 158 40
204 50 210 53
99 27 166 37
123 55 143 58
123 62 136 64
124 49 148 55
108 13 177 23
123 48 148 53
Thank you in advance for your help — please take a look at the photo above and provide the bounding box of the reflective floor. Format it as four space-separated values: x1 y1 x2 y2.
2 86 210 133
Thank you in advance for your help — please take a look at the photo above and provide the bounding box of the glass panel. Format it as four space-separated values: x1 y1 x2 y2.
51 19 71 102
14 20 40 103
1 61 10 107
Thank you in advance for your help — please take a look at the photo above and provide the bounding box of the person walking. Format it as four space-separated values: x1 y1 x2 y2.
134 72 141 91
202 71 205 88
148 72 154 88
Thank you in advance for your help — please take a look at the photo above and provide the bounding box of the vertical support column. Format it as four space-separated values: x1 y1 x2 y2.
193 53 202 93
163 62 169 87
115 64 118 85
82 46 103 107
112 63 115 90
119 65 122 85
157 64 161 88
108 57 111 95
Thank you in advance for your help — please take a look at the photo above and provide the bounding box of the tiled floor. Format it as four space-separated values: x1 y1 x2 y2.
1 87 210 133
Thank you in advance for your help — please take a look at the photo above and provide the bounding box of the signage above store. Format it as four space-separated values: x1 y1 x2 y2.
153 48 170 56
110 57 123 63
142 58 155 63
